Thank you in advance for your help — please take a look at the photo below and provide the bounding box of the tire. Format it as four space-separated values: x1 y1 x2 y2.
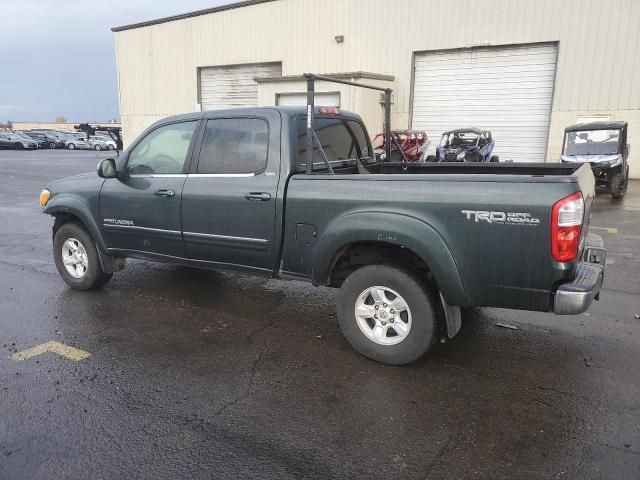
490 155 499 163
94 144 102 151
336 265 438 365
108 144 115 150
426 155 436 162
610 172 627 199
53 223 112 290
68 143 76 150
465 152 480 163
14 143 24 150
49 143 56 149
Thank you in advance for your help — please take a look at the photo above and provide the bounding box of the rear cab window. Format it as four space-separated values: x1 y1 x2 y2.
296 116 372 172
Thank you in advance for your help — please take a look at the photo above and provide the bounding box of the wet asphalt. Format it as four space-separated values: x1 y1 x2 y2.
0 149 639 479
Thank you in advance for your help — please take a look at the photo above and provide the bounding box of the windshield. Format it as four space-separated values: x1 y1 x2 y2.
440 132 479 148
564 129 621 156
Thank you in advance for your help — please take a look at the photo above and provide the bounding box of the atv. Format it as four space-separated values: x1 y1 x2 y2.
373 130 430 162
561 121 630 199
427 128 498 163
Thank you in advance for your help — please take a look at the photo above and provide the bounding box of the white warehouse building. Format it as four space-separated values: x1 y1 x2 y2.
113 0 640 177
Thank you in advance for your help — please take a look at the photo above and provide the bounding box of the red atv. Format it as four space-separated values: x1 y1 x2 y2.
373 130 430 162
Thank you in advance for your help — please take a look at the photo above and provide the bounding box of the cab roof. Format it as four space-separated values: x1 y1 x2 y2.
565 121 627 132
154 106 362 124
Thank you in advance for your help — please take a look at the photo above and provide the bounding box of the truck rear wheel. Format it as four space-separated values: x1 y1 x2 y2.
336 265 437 365
53 223 112 290
610 172 627 199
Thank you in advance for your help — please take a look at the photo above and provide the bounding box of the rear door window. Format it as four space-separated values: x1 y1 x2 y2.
296 117 372 172
196 118 269 174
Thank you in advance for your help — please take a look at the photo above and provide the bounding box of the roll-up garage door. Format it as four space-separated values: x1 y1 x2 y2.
411 43 558 162
200 63 282 110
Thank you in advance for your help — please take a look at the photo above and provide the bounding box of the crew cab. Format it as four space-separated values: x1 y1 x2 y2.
40 104 606 365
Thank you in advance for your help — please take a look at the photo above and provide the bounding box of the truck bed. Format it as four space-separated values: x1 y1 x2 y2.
281 162 595 312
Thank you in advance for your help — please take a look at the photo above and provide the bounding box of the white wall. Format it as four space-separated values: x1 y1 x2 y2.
114 0 640 176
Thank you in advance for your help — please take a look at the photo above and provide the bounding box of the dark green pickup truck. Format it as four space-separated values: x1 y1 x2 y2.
40 107 606 365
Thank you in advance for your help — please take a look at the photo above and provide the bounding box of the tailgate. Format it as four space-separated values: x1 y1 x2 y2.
573 164 596 256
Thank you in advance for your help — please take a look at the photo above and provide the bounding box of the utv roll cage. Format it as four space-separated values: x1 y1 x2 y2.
303 73 404 174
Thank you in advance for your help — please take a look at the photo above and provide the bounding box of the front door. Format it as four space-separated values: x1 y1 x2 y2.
181 114 280 273
99 120 199 258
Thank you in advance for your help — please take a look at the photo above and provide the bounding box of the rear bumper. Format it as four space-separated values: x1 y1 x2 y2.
554 234 606 315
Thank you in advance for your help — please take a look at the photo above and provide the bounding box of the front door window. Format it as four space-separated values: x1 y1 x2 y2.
127 121 197 175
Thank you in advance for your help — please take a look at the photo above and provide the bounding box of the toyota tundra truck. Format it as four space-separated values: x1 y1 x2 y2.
39 79 606 365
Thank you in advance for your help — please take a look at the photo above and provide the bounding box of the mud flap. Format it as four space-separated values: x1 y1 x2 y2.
96 248 126 273
439 292 462 339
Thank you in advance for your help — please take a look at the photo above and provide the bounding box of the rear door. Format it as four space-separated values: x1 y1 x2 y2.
99 119 199 258
181 111 280 273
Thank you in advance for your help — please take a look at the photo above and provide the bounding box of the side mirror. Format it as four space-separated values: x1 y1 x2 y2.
97 158 118 178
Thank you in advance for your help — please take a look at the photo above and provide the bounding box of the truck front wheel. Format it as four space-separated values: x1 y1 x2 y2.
53 223 112 290
336 265 438 365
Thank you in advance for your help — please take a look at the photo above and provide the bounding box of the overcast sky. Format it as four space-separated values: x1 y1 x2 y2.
2 0 230 123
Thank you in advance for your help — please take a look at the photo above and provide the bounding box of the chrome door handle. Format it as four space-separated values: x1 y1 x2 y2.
155 189 176 198
244 192 271 201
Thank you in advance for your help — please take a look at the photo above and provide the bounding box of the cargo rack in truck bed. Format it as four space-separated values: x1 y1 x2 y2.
303 73 405 175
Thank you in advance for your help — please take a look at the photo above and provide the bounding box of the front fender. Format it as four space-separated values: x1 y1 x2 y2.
43 193 107 252
312 211 471 306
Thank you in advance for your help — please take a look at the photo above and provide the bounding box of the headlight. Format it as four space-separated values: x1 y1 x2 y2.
605 155 622 167
456 152 466 161
39 189 51 207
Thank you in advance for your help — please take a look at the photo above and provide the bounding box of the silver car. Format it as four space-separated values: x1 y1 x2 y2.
0 132 38 150
65 135 89 150
88 136 116 151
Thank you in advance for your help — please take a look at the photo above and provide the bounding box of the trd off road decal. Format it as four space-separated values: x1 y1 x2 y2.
461 210 540 226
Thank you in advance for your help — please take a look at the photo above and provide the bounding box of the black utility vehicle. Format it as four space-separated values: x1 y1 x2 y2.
561 121 629 198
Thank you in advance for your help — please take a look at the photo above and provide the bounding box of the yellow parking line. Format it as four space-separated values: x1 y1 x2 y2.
10 341 91 362
590 227 619 234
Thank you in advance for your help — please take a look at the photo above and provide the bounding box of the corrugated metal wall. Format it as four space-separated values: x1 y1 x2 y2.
114 0 640 174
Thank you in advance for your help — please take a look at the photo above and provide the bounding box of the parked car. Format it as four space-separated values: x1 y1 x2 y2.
0 132 38 150
429 128 498 163
51 133 71 149
34 130 69 148
373 130 430 162
561 121 629 199
40 104 606 365
64 135 89 150
22 131 59 149
13 131 46 148
88 136 116 151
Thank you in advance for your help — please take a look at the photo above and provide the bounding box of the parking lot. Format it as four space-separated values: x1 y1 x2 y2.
1 149 639 479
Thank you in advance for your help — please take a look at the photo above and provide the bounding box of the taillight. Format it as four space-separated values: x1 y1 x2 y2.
551 192 584 262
